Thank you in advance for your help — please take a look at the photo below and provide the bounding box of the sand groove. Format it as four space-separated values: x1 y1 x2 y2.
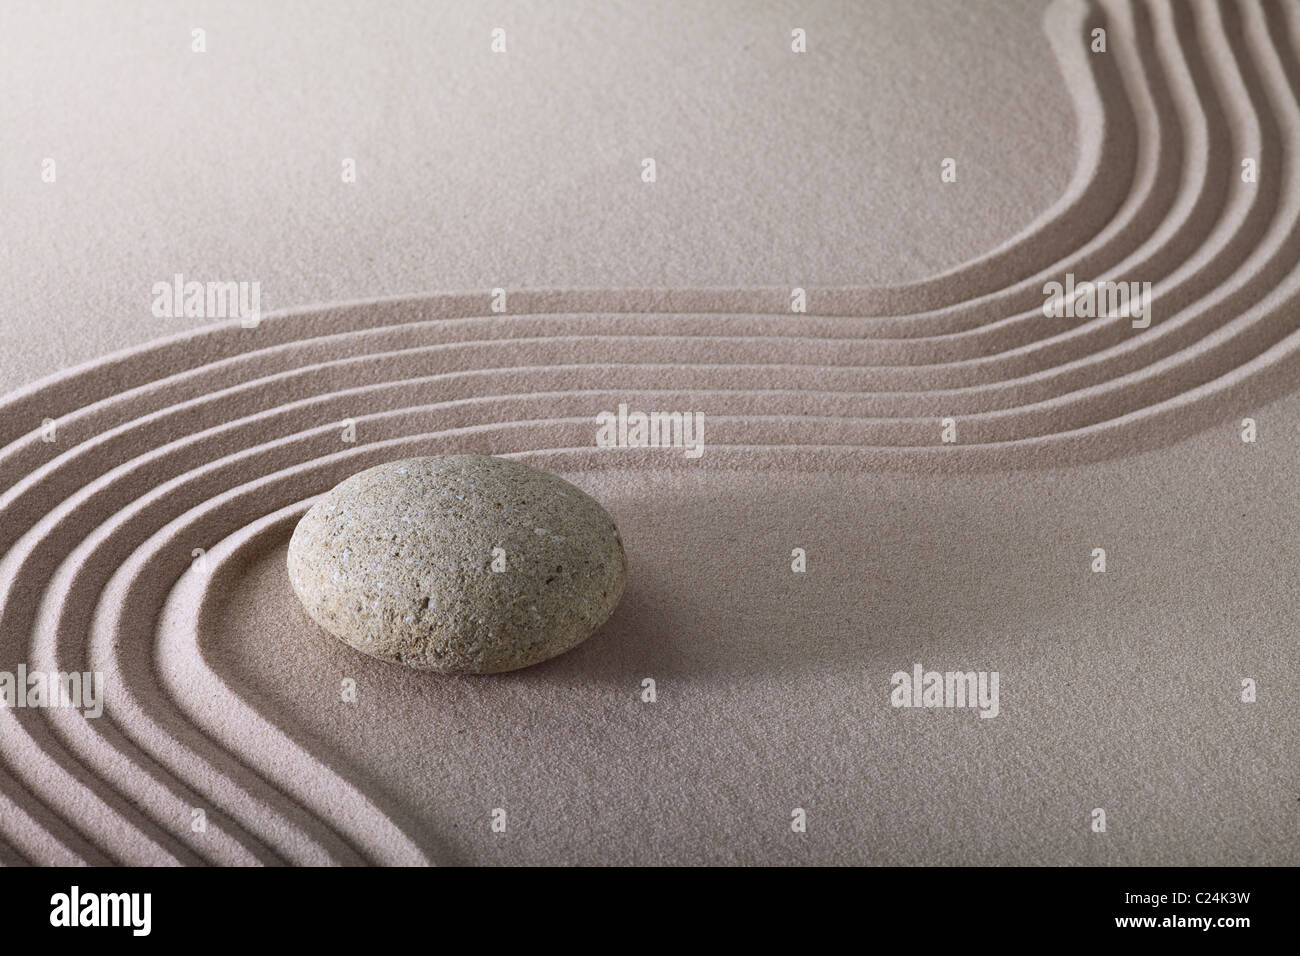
0 0 1297 863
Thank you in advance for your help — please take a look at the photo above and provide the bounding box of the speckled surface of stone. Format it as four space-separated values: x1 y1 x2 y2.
288 455 627 673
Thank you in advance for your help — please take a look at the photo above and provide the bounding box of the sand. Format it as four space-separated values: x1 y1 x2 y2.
0 0 1296 865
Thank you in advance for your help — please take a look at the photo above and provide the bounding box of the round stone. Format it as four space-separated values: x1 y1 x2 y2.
286 455 627 674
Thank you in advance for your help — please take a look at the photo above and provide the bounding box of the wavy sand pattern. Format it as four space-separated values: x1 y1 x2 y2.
0 0 1297 864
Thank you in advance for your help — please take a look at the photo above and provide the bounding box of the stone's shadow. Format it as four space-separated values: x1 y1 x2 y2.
507 469 1085 686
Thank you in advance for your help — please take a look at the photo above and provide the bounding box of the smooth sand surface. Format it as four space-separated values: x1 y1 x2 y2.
0 0 1297 864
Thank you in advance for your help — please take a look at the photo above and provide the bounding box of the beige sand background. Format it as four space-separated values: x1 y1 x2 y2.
0 0 1297 865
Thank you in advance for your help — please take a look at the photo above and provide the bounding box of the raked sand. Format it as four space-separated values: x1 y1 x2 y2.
0 0 1296 864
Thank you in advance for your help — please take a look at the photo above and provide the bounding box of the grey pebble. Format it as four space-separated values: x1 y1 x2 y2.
287 455 627 674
